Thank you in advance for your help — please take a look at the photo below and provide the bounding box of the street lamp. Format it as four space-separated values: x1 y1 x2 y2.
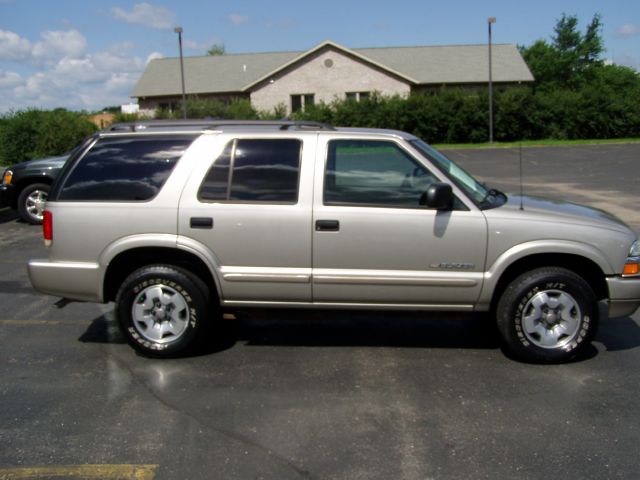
487 17 496 143
174 26 187 119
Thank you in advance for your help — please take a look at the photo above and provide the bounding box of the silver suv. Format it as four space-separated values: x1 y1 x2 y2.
28 120 640 362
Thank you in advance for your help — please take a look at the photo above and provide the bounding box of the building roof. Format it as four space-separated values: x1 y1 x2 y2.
132 41 533 98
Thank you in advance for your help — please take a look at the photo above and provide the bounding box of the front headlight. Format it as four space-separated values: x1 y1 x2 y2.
2 169 12 185
624 240 640 276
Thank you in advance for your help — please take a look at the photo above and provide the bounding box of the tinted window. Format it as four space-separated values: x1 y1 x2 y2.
324 140 437 208
197 142 231 200
59 136 194 201
198 139 301 203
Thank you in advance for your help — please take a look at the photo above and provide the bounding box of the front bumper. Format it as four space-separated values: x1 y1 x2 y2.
28 259 103 302
0 184 16 208
607 276 640 317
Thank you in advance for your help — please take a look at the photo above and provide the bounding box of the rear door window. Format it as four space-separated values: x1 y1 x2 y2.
198 138 302 203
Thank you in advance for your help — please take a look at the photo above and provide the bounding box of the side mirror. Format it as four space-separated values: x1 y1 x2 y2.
420 182 453 210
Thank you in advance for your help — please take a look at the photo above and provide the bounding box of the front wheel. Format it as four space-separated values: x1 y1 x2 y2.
17 183 49 224
496 267 598 363
115 265 210 358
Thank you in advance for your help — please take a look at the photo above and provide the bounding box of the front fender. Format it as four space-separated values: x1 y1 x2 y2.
476 239 612 308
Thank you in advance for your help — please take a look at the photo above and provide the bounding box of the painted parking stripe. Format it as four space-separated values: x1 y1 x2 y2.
0 464 157 479
0 320 91 326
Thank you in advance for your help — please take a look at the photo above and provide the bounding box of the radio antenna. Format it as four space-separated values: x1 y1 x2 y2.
519 143 524 210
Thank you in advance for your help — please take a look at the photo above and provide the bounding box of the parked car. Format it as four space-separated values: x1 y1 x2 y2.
27 120 640 362
0 154 69 224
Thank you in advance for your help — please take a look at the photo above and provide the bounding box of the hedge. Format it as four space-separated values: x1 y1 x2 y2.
0 109 97 166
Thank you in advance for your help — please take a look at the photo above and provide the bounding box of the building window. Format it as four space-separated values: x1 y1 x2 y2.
291 94 315 113
346 92 370 102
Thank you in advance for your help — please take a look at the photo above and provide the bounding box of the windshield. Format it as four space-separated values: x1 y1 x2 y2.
409 139 491 205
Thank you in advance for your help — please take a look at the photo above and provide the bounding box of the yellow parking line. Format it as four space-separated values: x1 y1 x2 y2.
0 464 157 479
0 320 90 326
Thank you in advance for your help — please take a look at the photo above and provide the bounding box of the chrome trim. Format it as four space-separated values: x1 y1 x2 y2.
220 266 311 284
222 300 475 311
223 273 311 283
314 275 477 287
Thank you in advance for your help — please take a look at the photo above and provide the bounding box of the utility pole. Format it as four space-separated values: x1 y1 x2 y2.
174 26 187 119
487 17 496 143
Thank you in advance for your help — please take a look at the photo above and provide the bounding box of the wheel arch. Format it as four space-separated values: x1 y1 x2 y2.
11 176 53 208
488 252 608 314
103 246 220 304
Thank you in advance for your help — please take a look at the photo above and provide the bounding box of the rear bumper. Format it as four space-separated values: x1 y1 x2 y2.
607 276 640 318
28 259 103 302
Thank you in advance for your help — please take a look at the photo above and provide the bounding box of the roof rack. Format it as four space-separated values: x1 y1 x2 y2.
106 119 335 132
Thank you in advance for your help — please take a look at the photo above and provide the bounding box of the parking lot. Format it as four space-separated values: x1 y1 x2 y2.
1 144 639 480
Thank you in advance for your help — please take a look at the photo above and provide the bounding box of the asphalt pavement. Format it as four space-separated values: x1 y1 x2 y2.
1 144 639 480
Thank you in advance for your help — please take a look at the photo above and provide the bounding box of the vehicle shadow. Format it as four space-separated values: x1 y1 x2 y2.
78 308 640 358
226 309 500 350
78 309 500 351
78 314 126 344
0 208 19 224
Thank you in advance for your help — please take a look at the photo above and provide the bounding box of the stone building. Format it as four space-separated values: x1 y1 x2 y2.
132 40 534 115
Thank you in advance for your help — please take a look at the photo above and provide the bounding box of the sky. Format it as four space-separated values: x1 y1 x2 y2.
0 0 639 113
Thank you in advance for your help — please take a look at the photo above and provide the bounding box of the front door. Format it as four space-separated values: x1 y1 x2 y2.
312 137 487 308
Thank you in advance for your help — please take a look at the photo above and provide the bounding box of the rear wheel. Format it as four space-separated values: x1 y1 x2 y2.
17 183 49 224
115 265 211 358
496 267 598 363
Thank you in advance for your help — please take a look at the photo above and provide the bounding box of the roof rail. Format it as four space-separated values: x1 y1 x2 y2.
107 120 214 132
106 119 335 132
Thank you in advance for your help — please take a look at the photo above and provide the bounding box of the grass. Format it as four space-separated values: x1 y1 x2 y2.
434 137 640 150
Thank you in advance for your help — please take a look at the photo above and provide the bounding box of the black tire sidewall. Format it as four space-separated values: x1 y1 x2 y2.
115 265 209 357
497 267 598 362
17 183 49 225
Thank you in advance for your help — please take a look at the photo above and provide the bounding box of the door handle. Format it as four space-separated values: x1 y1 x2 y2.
315 220 340 232
190 217 213 229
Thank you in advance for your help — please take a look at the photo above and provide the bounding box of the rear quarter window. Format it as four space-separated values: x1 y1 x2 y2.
57 135 195 201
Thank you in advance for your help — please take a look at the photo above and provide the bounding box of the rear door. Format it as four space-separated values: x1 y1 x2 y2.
178 133 316 304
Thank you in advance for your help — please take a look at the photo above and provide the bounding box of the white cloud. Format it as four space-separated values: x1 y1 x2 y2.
0 35 149 111
230 14 249 25
0 30 32 61
183 39 209 51
111 2 176 30
0 25 156 111
0 70 22 88
616 23 639 38
32 29 87 64
146 52 164 64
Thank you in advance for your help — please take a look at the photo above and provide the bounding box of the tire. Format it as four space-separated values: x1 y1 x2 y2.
115 265 211 358
496 267 598 363
17 183 50 225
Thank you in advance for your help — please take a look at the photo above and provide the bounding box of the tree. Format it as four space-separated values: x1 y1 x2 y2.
521 13 604 88
207 44 226 56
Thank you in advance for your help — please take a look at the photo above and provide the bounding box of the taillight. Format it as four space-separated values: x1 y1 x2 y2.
43 210 53 246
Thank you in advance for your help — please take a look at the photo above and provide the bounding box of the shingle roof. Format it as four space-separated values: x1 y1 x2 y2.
358 44 533 84
132 41 533 98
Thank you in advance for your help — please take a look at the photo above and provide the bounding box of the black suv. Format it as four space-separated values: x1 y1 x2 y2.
0 154 69 224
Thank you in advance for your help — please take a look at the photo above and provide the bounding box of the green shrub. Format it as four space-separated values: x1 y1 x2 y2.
0 109 97 165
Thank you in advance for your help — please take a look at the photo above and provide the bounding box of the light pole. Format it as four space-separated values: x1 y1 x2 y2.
174 26 187 119
487 17 496 143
